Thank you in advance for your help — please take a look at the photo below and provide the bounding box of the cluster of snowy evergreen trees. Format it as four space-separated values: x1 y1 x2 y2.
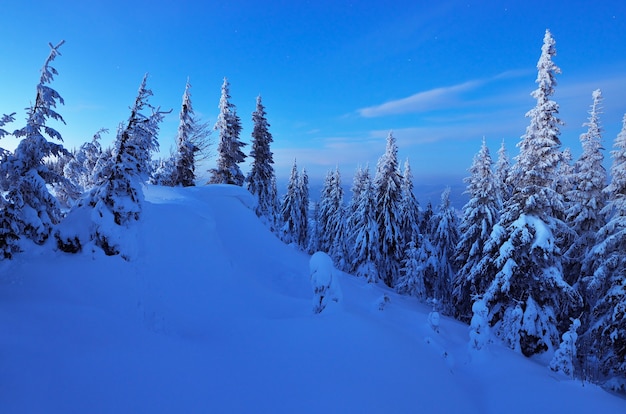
2 32 626 392
273 30 626 391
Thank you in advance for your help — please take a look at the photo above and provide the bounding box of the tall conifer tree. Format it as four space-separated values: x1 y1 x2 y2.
173 79 198 187
209 78 246 185
247 95 278 226
0 41 69 244
565 89 606 285
480 30 581 356
453 139 499 322
373 132 404 286
579 115 626 385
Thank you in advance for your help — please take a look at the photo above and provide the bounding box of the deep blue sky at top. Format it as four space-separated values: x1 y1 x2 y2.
2 0 626 187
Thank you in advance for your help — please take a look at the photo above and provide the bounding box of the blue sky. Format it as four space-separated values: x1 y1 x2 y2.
1 1 626 188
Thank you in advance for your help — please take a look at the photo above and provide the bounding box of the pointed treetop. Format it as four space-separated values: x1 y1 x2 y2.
534 29 560 98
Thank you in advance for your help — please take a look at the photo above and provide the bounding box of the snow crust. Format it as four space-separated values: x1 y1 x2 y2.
0 184 623 413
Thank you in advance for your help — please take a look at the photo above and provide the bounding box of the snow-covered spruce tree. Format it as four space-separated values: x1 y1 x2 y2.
208 77 246 186
557 148 576 226
320 167 347 269
550 318 580 378
172 79 199 187
396 238 427 299
297 168 309 248
0 113 19 258
81 74 165 255
50 151 81 209
420 200 434 237
63 129 106 193
347 166 380 282
453 138 499 323
579 114 626 386
246 95 278 227
150 156 176 186
316 167 344 254
481 30 581 357
373 131 404 286
0 41 70 244
494 140 512 208
399 159 420 247
564 89 606 286
279 160 303 246
431 187 459 314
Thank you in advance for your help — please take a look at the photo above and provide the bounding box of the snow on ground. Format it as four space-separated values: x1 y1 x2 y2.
0 184 624 413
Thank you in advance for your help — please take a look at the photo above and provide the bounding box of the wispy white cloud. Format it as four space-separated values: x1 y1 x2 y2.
357 70 530 118
358 80 481 118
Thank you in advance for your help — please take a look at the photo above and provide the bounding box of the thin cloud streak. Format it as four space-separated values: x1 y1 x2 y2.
358 80 481 118
357 70 530 118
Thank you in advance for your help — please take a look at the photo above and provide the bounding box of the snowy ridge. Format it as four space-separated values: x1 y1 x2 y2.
0 185 623 413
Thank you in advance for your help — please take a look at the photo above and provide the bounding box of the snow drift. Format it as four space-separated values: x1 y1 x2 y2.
0 184 623 413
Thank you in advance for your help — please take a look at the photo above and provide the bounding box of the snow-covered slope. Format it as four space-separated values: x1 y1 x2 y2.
0 185 623 413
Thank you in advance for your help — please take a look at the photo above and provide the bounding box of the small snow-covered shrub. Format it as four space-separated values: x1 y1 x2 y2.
309 251 341 314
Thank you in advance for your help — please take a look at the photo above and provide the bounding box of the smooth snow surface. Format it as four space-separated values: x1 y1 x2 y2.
1 185 624 413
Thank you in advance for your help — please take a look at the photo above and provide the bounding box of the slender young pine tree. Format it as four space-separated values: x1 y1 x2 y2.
279 160 303 246
579 114 626 385
1 41 69 244
87 74 166 255
431 187 459 314
373 132 404 287
209 78 246 185
453 138 499 323
246 95 278 226
347 166 380 282
564 89 606 285
494 140 512 208
399 159 420 248
173 79 199 187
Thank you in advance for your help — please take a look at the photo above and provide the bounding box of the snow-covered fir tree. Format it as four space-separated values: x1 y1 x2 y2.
50 151 81 209
0 113 18 257
396 238 427 299
297 168 309 249
420 200 434 237
431 187 459 314
565 89 606 285
63 129 106 193
81 74 165 255
399 159 420 247
550 318 580 378
0 41 70 244
494 140 512 208
172 79 199 187
316 167 344 255
579 114 626 387
208 78 246 186
347 166 380 282
279 160 303 246
323 168 348 269
556 147 575 211
150 156 176 186
373 131 404 286
480 30 581 357
246 95 278 227
453 138 499 323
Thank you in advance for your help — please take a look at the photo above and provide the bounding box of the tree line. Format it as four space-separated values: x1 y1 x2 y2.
0 31 624 392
